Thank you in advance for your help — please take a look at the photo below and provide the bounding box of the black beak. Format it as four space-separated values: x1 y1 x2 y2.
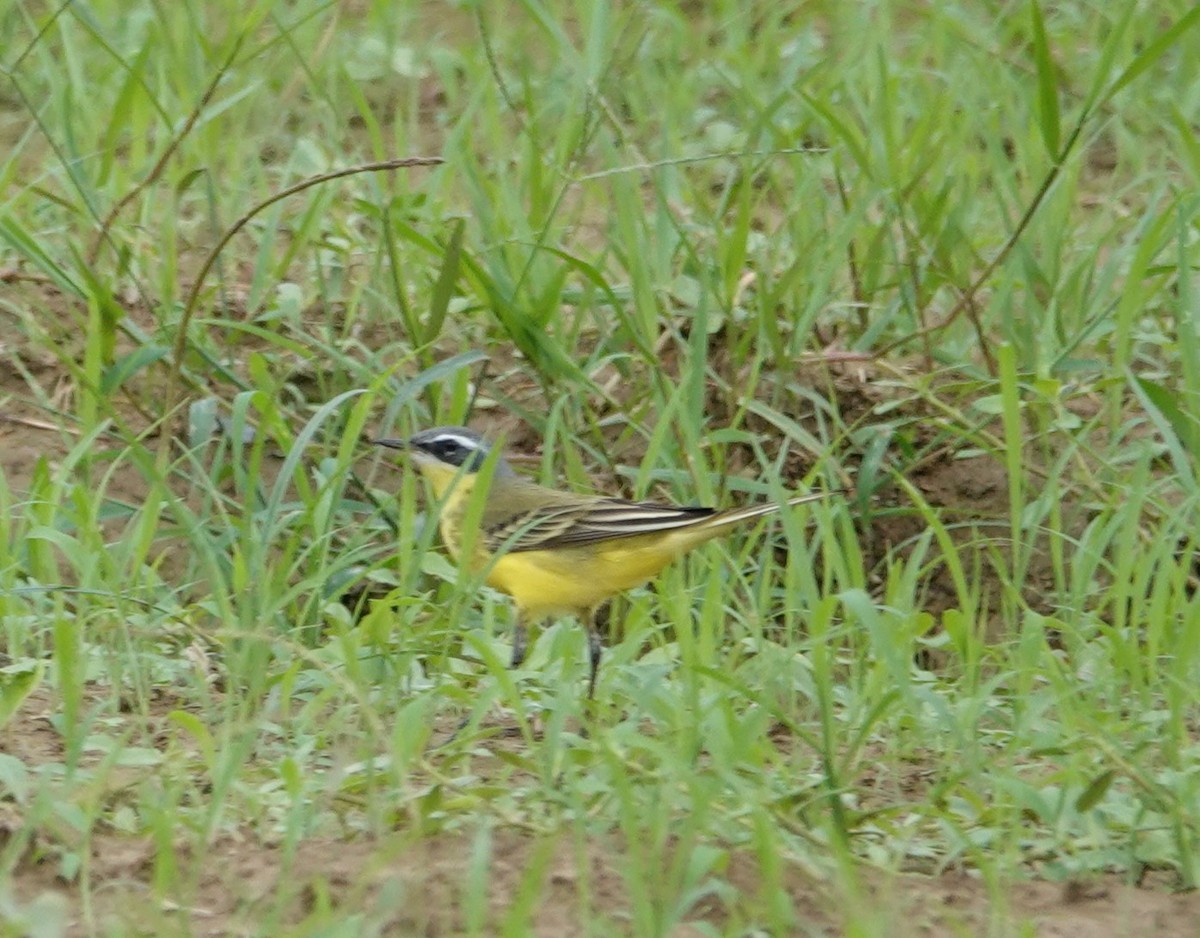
371 438 409 450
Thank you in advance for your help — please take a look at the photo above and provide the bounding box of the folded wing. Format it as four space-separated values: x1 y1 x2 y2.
486 498 717 552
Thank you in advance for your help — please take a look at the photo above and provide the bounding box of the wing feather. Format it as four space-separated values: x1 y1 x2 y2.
485 498 716 552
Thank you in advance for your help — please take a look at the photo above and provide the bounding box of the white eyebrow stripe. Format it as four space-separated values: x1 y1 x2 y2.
428 433 484 449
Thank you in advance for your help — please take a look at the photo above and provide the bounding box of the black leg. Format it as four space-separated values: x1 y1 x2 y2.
511 616 528 669
586 612 604 700
593 600 612 638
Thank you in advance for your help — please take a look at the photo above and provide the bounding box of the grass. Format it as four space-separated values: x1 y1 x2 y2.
2 0 1200 934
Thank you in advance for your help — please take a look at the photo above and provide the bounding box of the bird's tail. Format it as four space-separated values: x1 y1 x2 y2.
701 490 835 532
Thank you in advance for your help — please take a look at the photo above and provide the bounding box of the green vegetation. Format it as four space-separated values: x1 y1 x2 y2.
2 0 1200 934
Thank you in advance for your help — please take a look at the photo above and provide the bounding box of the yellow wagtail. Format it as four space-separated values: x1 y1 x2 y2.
375 426 833 699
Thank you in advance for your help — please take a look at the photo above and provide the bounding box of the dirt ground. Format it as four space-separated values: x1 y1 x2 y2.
4 298 1200 935
10 825 1200 937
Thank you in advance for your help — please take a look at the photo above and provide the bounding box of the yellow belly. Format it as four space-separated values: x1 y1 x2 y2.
483 542 681 617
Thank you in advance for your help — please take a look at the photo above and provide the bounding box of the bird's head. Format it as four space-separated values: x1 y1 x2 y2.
373 426 513 485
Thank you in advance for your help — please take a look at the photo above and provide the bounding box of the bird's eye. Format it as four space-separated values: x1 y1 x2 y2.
431 439 464 462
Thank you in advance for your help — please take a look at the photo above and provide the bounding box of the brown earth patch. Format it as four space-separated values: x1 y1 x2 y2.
6 825 1199 937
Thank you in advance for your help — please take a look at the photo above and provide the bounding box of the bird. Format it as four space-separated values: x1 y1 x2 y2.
374 426 834 700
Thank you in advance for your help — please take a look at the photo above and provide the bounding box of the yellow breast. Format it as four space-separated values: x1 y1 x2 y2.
484 538 684 617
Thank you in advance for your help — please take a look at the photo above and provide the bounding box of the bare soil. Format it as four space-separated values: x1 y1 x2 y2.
8 822 1199 936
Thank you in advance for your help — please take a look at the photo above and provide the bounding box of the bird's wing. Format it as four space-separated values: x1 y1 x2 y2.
485 497 717 553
